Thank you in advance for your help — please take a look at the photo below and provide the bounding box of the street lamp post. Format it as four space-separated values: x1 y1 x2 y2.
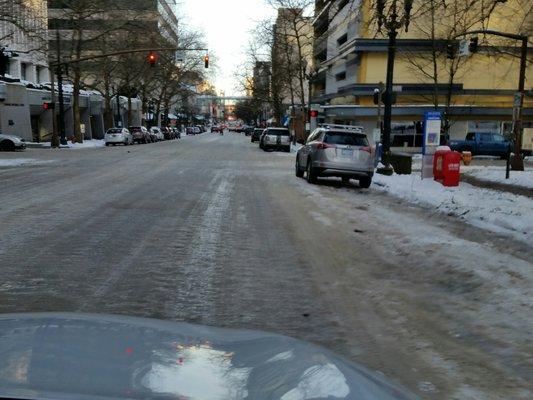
375 0 414 175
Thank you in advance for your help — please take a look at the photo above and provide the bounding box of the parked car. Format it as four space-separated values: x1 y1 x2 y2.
160 127 173 140
186 127 195 135
149 127 164 142
244 126 254 136
260 127 291 152
295 124 374 188
251 128 264 143
195 125 206 133
129 126 151 144
448 132 511 158
0 133 26 151
104 127 132 146
172 127 181 139
211 125 223 133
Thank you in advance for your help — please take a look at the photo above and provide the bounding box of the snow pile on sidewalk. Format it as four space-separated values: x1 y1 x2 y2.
373 173 532 244
0 158 55 167
66 139 106 149
462 166 533 189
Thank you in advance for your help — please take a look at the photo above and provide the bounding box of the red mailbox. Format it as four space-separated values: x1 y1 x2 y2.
433 149 461 187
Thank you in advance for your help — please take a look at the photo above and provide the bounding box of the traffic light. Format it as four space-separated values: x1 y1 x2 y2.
373 88 381 105
446 43 456 59
469 37 479 53
204 55 209 69
147 52 158 67
42 102 55 110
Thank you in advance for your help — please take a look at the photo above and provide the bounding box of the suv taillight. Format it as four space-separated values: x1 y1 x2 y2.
316 142 335 150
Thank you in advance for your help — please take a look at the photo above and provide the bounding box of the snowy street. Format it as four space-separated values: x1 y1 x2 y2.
0 133 531 399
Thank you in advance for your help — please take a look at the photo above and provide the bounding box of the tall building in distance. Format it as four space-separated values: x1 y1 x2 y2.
271 7 313 108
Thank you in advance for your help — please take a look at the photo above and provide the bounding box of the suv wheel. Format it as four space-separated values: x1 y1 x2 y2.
306 161 317 184
359 177 371 188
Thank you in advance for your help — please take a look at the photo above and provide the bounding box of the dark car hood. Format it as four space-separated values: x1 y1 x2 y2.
0 313 417 400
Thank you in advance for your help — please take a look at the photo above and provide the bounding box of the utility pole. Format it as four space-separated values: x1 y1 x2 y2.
511 37 527 171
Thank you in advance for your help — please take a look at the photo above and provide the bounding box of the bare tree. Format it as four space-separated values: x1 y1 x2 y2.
404 0 516 135
54 0 145 141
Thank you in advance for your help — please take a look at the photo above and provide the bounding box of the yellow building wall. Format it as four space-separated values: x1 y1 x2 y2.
357 0 532 110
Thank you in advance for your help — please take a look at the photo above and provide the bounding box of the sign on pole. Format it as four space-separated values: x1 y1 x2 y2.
422 111 442 179
458 39 470 57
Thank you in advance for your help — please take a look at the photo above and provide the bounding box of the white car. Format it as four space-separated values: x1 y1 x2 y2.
150 127 165 141
0 133 26 151
105 128 132 146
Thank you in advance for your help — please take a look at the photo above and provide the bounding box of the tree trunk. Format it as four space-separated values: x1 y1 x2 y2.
73 66 82 142
72 29 83 143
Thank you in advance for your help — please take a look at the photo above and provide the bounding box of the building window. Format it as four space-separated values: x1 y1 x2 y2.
335 71 346 81
21 63 27 80
36 66 42 83
337 33 348 47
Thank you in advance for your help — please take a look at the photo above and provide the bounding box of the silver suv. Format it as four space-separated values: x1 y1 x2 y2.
260 127 291 152
295 124 374 188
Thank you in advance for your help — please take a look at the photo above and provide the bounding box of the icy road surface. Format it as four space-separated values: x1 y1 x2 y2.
0 133 531 400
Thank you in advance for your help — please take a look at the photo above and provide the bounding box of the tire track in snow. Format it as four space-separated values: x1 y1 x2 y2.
165 171 234 324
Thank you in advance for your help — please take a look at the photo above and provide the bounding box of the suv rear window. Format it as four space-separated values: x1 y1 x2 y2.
267 129 290 136
107 128 123 133
324 132 368 146
129 127 141 132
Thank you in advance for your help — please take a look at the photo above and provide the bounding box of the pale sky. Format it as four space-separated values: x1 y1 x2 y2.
179 0 277 96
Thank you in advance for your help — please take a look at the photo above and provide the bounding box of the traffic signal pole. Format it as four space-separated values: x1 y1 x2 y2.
455 29 528 171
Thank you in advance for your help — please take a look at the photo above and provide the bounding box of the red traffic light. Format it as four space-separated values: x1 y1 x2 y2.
309 110 318 118
204 55 209 69
147 52 158 66
43 102 55 110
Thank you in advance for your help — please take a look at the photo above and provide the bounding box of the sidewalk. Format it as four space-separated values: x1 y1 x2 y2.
373 171 532 245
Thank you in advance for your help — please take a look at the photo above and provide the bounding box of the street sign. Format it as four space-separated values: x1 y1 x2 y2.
458 39 470 57
422 111 442 155
422 112 442 179
514 92 524 107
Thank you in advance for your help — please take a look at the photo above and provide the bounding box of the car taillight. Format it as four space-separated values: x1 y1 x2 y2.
359 146 371 153
316 142 335 150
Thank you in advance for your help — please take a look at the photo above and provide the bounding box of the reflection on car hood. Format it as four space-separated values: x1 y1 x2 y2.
0 313 418 400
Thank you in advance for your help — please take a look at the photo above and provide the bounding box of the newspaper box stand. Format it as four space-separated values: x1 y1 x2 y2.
433 149 461 187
